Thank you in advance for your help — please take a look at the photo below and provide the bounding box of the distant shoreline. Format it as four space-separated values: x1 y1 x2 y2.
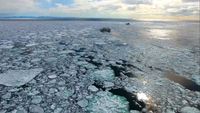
0 17 132 22
0 17 199 23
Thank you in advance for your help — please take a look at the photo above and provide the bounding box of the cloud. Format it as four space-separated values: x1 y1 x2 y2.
0 0 199 20
0 0 43 16
122 0 152 4
166 3 200 16
182 0 199 2
127 6 137 10
47 0 124 17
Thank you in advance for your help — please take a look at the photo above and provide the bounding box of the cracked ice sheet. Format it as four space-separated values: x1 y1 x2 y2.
0 68 43 87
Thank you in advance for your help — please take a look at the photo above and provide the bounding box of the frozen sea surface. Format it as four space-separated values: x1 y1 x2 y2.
0 20 199 113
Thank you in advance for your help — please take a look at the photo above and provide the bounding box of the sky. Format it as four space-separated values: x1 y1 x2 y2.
0 0 199 21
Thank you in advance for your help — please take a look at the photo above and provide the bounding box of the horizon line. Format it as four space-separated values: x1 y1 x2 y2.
0 16 199 22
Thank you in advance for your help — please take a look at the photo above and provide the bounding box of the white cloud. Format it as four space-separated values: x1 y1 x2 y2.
0 0 44 16
0 0 33 11
0 0 199 20
166 2 200 16
122 0 152 4
182 0 199 2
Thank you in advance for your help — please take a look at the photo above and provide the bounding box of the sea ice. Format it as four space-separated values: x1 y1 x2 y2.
90 69 115 81
0 68 43 86
86 91 129 113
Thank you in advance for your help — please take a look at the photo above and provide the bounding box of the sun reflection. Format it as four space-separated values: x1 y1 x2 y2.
136 92 156 112
149 29 172 40
137 92 149 102
143 80 148 85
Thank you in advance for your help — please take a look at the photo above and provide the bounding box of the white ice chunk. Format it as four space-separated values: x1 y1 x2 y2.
0 68 43 87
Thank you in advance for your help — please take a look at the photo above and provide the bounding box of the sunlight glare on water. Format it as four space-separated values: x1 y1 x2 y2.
149 29 172 40
137 92 149 101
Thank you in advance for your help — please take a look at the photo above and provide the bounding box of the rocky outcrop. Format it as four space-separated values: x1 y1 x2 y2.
100 27 111 33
